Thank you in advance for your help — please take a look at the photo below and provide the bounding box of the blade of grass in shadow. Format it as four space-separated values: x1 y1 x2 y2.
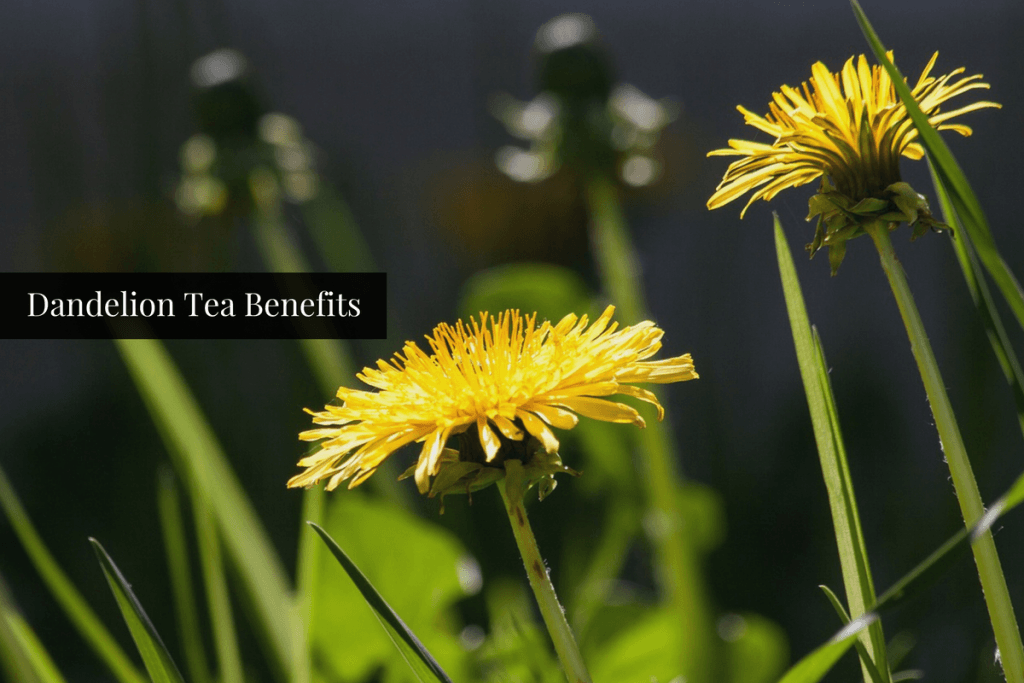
292 486 324 683
0 465 146 683
928 160 1024 437
775 465 1024 683
90 539 186 683
775 215 889 683
586 172 715 683
299 185 375 274
308 522 454 683
192 493 243 683
156 470 211 683
850 0 1024 333
113 338 293 678
0 573 65 683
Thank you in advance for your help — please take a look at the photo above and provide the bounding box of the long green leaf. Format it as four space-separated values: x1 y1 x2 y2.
850 0 1024 333
308 522 454 683
156 470 211 683
0 464 145 683
90 539 186 683
928 160 1024 437
114 338 294 677
774 215 889 682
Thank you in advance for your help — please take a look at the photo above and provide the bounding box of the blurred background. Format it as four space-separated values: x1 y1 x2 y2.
2 0 1023 681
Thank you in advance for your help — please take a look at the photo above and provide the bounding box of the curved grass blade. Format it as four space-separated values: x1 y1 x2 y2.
928 160 1024 438
89 539 186 683
0 572 65 683
156 470 211 683
819 586 885 683
775 466 1024 683
0 465 146 683
775 215 889 682
308 522 454 683
850 0 1024 333
114 338 294 677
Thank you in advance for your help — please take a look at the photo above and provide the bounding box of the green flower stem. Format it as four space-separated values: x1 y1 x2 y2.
498 466 591 683
248 171 412 510
585 173 715 683
867 222 1024 683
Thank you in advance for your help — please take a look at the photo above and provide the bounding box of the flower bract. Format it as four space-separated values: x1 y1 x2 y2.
290 306 697 495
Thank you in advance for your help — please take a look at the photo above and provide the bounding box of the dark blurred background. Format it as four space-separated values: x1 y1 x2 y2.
2 0 1023 681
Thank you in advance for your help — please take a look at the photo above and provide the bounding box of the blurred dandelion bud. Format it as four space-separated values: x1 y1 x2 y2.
492 13 676 188
175 52 325 218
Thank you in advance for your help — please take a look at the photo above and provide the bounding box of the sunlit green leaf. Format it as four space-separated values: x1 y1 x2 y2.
720 613 789 683
459 262 594 324
90 539 186 683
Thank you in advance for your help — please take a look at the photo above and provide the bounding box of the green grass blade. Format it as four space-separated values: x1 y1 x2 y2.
0 465 146 683
928 160 1024 437
291 486 323 683
113 338 294 677
850 0 1024 332
308 522 455 683
0 573 65 683
192 494 244 683
776 617 874 683
90 539 186 683
819 586 886 683
774 215 889 683
156 470 211 683
776 465 1024 683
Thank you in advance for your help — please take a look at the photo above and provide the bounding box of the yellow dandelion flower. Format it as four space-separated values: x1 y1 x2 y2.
707 52 999 216
289 305 697 495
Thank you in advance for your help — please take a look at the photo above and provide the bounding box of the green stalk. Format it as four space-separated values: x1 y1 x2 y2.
192 494 243 683
585 173 714 682
498 463 591 683
248 169 411 511
866 221 1024 682
291 486 323 683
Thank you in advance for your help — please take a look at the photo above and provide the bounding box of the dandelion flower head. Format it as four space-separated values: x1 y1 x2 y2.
707 52 999 216
290 306 697 495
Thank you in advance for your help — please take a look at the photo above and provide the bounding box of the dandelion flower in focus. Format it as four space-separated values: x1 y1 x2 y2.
290 306 697 496
707 52 999 272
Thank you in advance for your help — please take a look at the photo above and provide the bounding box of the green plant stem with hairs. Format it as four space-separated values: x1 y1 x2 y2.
866 221 1024 683
498 462 591 683
585 173 716 683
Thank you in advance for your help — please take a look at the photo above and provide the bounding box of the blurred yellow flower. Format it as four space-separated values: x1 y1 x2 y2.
290 306 697 494
707 52 999 217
